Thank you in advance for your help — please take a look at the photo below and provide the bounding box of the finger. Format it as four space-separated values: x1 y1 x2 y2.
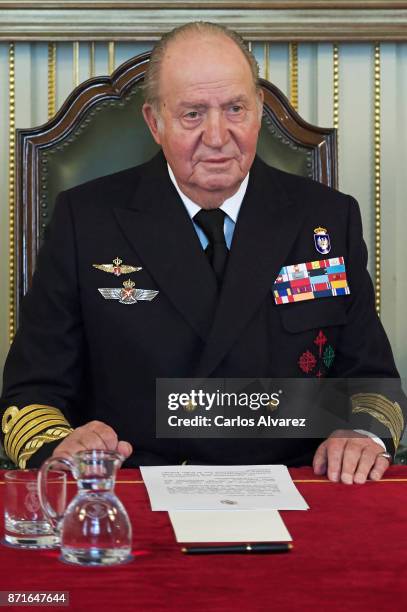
340 441 364 485
353 447 378 484
50 448 76 465
117 441 133 458
313 442 328 475
325 438 347 482
57 427 110 453
370 454 391 481
51 447 83 465
84 421 118 451
51 423 124 460
52 431 87 459
74 430 112 451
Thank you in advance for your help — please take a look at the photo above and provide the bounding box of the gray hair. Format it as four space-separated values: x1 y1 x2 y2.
142 21 260 111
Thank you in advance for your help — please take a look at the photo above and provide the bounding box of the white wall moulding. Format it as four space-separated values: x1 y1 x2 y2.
1 2 407 41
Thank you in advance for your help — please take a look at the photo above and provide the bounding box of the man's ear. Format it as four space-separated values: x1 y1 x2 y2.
256 88 264 122
142 103 162 145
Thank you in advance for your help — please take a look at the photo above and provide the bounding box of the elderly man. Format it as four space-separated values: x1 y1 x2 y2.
1 22 404 483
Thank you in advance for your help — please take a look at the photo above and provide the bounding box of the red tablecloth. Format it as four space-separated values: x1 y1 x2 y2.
1 466 407 612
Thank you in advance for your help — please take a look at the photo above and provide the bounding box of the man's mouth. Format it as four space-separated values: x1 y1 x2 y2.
202 157 232 164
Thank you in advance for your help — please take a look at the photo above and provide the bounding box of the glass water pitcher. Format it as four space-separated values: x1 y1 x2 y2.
38 449 132 566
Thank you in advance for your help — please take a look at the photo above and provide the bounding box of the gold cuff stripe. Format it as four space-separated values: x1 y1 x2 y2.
2 404 72 465
5 411 68 459
5 407 67 450
2 404 65 433
9 425 72 468
10 418 71 463
18 427 73 469
352 393 404 436
351 393 404 449
351 396 403 449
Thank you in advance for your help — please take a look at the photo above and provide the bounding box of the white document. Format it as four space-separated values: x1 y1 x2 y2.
140 464 309 511
169 509 292 543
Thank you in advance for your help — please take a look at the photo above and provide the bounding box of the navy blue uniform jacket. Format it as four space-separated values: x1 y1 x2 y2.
1 152 404 467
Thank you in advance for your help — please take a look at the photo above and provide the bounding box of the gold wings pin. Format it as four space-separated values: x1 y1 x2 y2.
93 257 142 277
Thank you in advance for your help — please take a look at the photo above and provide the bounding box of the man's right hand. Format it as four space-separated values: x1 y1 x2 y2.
51 420 133 461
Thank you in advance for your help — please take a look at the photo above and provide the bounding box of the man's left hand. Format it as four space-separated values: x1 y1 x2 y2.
313 430 391 484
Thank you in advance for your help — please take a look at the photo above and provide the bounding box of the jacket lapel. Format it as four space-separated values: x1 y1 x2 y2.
113 153 218 340
194 158 307 377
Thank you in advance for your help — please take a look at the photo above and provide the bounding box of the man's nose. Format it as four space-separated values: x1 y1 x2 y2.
202 110 229 148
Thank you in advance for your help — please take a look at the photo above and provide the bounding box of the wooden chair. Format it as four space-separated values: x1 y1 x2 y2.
16 51 337 326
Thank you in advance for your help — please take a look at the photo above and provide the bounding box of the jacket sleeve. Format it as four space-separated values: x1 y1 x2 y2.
0 191 83 467
333 196 405 454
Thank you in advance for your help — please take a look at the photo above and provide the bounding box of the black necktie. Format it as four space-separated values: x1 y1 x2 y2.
194 208 228 285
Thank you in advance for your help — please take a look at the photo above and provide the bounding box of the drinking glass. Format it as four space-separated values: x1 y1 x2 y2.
3 469 66 548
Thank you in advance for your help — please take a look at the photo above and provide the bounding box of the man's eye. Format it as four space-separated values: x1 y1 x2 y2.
230 105 243 113
184 111 199 119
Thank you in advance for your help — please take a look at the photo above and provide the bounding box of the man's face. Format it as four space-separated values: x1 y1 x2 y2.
142 34 263 207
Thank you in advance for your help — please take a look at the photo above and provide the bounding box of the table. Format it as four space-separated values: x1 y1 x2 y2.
1 467 407 612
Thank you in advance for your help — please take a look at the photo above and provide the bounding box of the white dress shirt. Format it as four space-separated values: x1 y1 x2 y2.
167 163 248 249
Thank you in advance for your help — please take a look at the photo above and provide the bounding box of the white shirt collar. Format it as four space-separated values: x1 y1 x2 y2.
167 163 249 223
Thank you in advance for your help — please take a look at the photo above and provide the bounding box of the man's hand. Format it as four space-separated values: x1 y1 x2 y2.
52 420 133 461
313 430 391 484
